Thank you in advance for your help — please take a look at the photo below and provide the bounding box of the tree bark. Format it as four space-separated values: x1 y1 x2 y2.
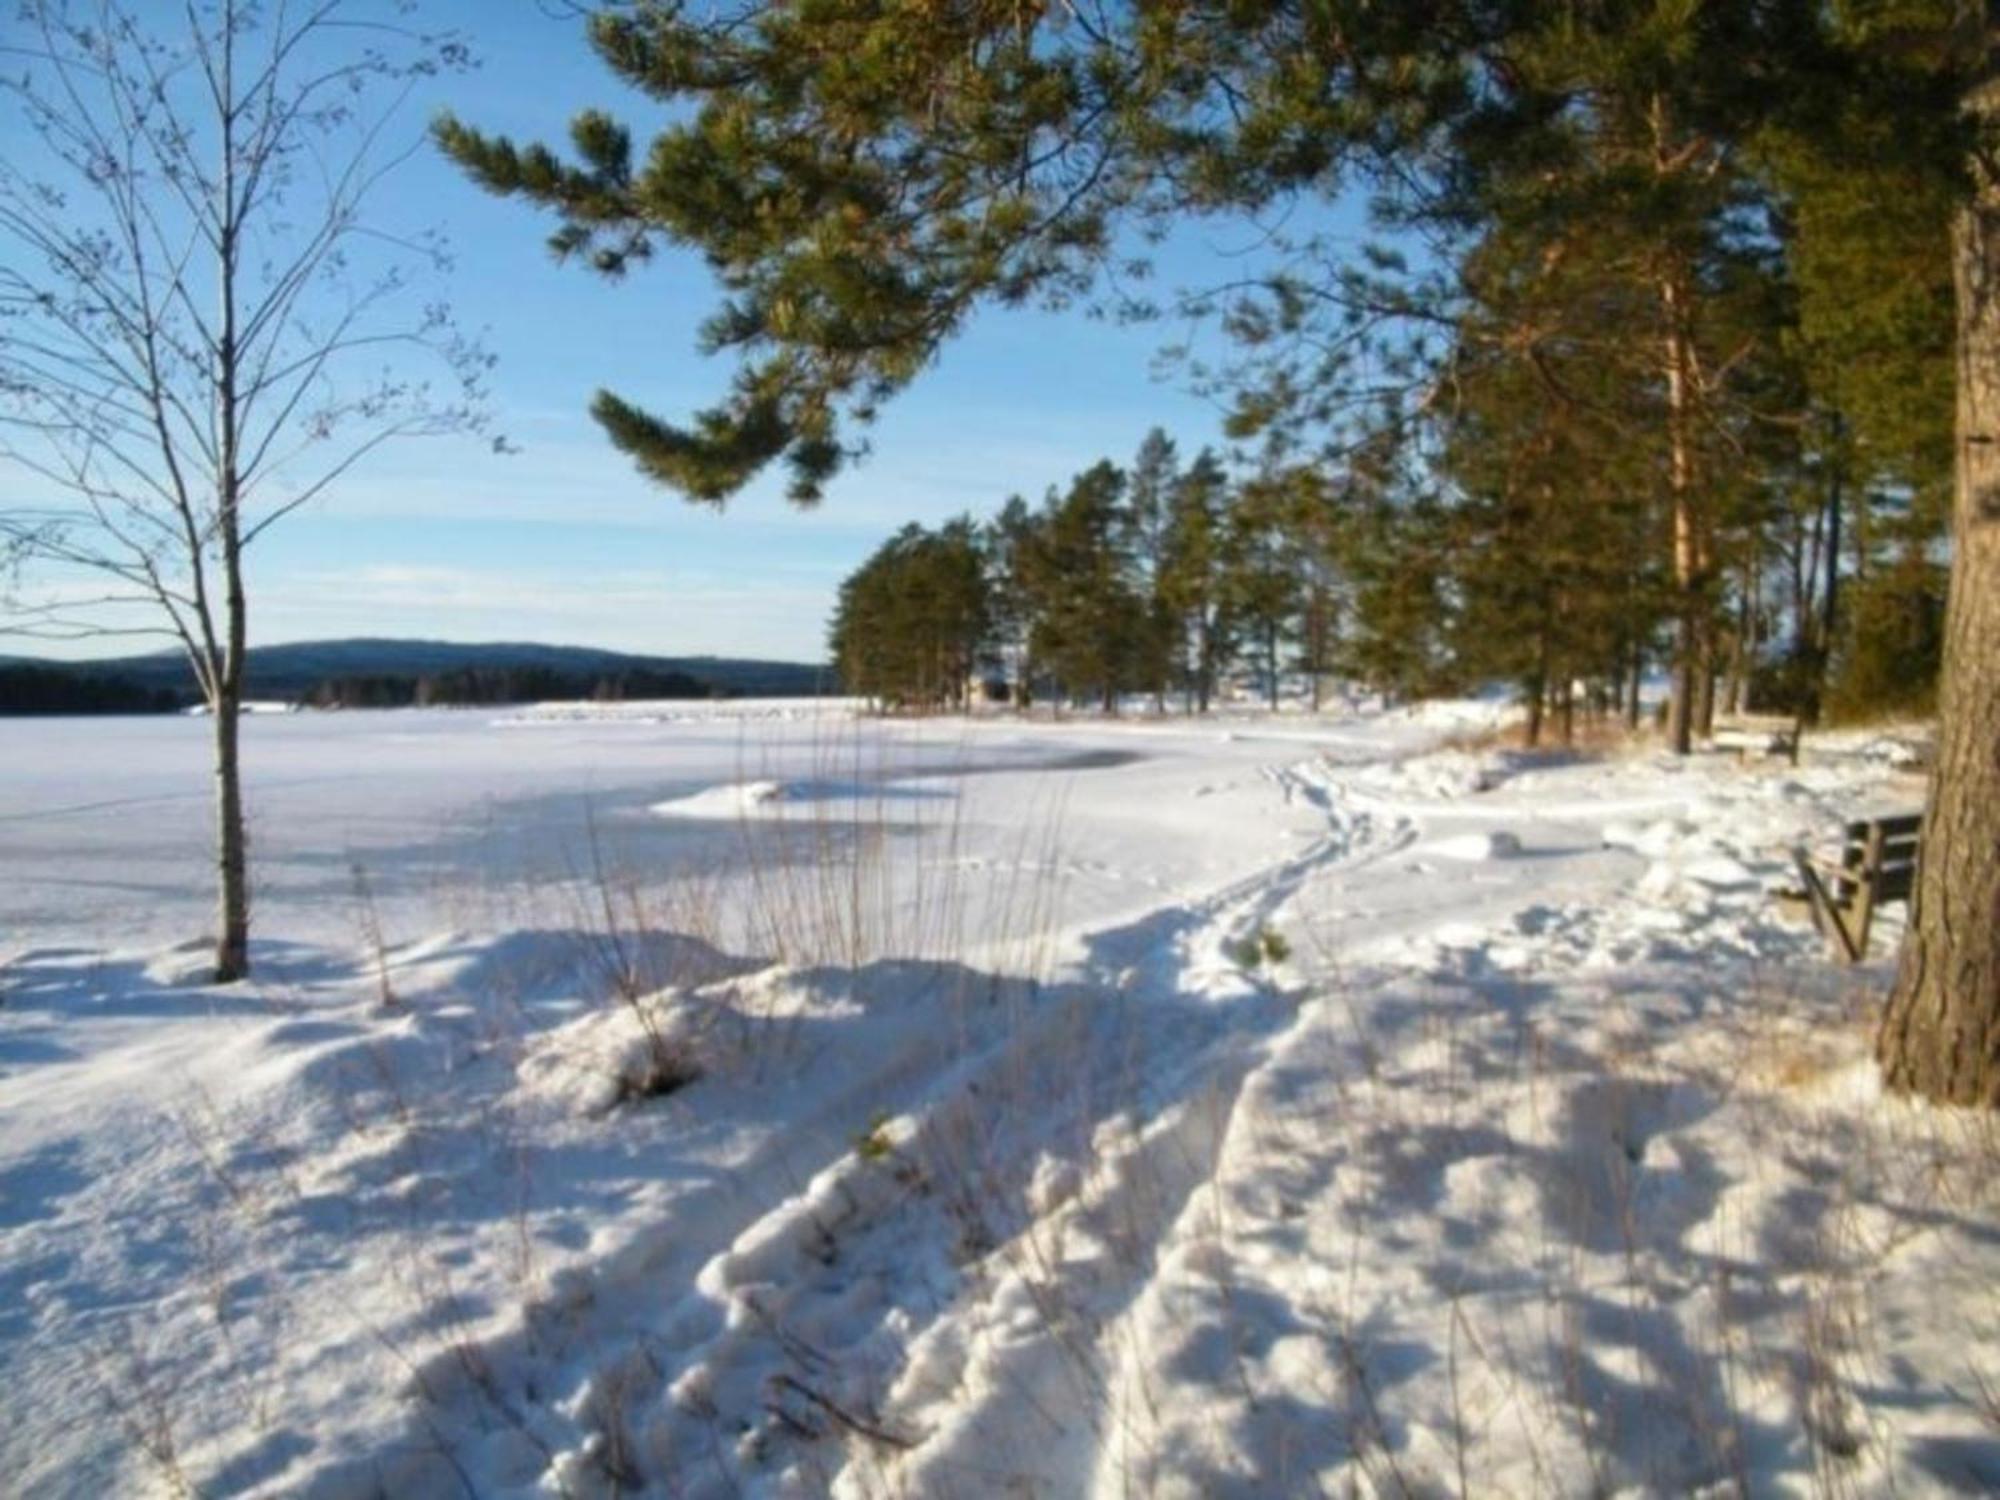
211 477 251 984
1651 90 1704 756
1664 289 1700 756
1626 638 1643 730
212 19 251 985
1818 410 1845 723
212 675 250 981
1877 86 2000 1105
1695 625 1717 738
1196 613 1214 713
1727 555 1755 716
1525 627 1549 749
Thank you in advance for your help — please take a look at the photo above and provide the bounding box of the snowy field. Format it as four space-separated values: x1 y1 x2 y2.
2 699 1995 1497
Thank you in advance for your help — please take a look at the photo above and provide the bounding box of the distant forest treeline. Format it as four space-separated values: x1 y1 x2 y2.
0 654 776 715
0 665 187 716
0 639 829 716
300 665 713 708
0 662 717 714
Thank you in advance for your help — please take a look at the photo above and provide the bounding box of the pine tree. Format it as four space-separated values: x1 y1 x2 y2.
1125 428 1182 713
1223 474 1305 711
1285 468 1353 712
982 496 1039 707
1427 215 1666 743
1342 493 1453 706
830 520 989 711
1159 450 1234 714
1020 462 1144 711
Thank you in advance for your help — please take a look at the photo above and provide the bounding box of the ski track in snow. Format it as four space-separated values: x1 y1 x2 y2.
2 703 1992 1497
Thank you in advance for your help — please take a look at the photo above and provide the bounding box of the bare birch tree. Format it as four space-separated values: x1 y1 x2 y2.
0 0 492 980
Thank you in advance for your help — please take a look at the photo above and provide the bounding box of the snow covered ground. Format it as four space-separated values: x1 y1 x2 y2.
2 699 1993 1497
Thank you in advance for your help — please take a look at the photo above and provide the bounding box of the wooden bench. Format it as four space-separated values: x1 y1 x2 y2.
1781 812 1922 962
1711 715 1800 760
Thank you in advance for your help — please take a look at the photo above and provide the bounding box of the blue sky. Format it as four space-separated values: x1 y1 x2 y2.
18 2 1351 664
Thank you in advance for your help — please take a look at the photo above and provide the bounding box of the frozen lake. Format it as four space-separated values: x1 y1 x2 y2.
1 702 1443 970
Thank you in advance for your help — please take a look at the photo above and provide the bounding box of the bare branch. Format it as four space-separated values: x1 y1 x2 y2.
1 0 487 674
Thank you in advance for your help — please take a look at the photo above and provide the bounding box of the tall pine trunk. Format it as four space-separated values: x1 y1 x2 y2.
1818 410 1845 723
1663 282 1700 755
1525 627 1549 749
1877 92 2000 1104
1653 93 1702 756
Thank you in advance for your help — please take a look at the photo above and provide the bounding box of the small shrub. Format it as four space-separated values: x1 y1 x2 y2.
1826 557 1945 722
613 1036 701 1105
1228 926 1291 969
854 1112 895 1162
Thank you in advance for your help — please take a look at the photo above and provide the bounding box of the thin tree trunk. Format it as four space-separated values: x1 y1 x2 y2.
1694 526 1719 739
213 511 251 982
1525 627 1549 749
1727 559 1753 716
1695 626 1717 739
1655 94 1700 756
1817 418 1845 722
1878 91 2000 1104
212 670 249 981
212 26 251 985
1665 315 1699 755
1308 592 1326 713
1626 638 1643 730
1196 613 1213 713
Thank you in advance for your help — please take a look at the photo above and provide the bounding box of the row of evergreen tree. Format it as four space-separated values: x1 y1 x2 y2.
0 665 185 716
831 415 1942 742
300 666 716 709
0 663 731 715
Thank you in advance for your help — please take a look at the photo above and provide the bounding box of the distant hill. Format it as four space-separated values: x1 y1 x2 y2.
0 638 831 712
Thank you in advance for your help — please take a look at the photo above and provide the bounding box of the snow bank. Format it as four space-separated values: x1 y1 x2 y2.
1415 829 1523 861
650 776 957 819
3 704 1974 1499
650 777 796 818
